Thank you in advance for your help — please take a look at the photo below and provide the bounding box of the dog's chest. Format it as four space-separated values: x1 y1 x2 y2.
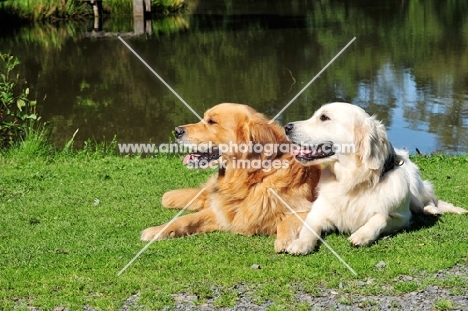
320 185 379 232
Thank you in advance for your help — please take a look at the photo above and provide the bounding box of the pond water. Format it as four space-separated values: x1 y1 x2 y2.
1 0 468 154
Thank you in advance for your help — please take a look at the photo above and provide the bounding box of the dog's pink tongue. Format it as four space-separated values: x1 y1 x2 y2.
293 149 312 156
183 154 192 165
183 154 200 165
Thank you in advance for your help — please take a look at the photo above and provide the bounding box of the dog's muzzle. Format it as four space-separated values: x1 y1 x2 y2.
174 126 185 139
293 142 335 163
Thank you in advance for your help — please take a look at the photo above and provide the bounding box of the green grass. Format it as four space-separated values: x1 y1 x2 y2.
0 0 89 20
0 0 186 21
434 298 456 311
0 149 467 309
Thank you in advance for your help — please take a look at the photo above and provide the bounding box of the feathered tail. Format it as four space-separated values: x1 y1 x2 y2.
437 200 468 215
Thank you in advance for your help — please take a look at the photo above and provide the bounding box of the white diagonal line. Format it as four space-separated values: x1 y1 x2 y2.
268 188 357 276
269 37 356 124
118 36 206 124
117 187 207 276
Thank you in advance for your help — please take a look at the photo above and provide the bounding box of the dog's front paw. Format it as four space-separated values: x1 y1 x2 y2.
141 226 173 241
162 191 181 208
348 231 373 247
274 237 292 253
162 189 205 210
286 238 314 255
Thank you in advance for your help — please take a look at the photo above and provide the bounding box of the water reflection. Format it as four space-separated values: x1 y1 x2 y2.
0 0 467 153
355 62 468 152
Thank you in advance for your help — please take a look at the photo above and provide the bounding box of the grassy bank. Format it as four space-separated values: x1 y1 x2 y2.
0 0 185 21
0 145 467 309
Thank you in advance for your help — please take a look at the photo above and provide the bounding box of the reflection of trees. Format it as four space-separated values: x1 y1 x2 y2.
1 0 467 152
300 0 468 152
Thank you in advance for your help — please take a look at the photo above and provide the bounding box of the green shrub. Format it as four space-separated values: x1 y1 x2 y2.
0 0 186 21
0 53 40 150
0 0 90 21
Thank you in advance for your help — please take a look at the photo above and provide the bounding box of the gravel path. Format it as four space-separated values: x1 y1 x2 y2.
160 264 468 311
17 265 468 310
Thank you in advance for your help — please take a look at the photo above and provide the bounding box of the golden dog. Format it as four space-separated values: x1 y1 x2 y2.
141 103 321 252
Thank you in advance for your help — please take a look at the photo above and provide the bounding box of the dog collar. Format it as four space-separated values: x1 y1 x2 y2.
381 144 403 177
381 153 396 177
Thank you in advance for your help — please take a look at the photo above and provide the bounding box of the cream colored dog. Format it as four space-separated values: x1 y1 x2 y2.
284 102 467 255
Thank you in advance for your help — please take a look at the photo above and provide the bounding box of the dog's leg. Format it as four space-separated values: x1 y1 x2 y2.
409 179 442 215
286 205 329 255
421 203 442 216
409 178 467 215
348 212 409 246
162 188 209 211
275 212 308 253
436 200 468 215
141 208 220 241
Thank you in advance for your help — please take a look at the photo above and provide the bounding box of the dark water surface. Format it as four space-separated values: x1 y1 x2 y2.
1 0 468 153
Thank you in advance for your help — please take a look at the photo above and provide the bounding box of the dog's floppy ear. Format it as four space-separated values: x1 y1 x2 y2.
249 121 285 146
248 119 286 160
236 120 251 144
236 112 285 144
355 116 390 171
248 113 287 146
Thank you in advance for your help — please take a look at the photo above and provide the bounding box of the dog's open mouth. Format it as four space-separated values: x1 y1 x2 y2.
183 147 221 168
293 142 335 162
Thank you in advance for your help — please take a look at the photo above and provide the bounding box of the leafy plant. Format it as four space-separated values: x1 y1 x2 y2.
0 53 40 150
152 0 186 14
0 0 90 21
0 0 186 21
6 120 51 158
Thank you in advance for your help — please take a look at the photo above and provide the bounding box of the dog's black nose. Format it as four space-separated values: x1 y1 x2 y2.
174 126 185 139
284 123 294 135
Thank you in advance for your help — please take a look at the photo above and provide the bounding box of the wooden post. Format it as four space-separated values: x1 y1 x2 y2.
93 16 102 31
133 0 151 16
90 0 103 18
144 0 151 14
145 19 153 35
134 0 145 34
134 0 151 34
133 0 144 16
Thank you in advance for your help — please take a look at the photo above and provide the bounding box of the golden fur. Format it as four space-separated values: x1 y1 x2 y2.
284 102 467 255
141 103 321 252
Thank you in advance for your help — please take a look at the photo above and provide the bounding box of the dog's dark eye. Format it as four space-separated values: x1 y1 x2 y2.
320 114 330 121
207 119 217 125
